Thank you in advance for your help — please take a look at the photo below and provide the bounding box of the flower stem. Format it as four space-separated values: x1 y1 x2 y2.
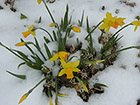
113 23 132 37
104 46 140 59
35 27 54 41
85 20 103 40
42 0 55 23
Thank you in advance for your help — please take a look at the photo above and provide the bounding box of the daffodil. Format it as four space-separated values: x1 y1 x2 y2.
22 25 36 38
131 20 140 31
72 27 81 33
50 51 70 61
37 0 42 4
116 17 126 26
58 60 80 79
99 12 119 33
18 93 29 104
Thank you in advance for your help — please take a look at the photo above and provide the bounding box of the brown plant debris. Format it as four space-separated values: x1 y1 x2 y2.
43 34 118 102
120 0 136 7
0 5 3 10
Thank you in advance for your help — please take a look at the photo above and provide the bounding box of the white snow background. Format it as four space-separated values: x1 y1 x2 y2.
1 0 140 105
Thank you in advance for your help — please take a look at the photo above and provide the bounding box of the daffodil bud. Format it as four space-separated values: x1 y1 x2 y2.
72 27 81 33
49 23 55 27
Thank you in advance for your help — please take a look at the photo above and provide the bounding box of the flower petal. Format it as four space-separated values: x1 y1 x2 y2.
134 25 138 32
131 21 137 25
31 31 36 37
99 23 108 30
50 54 59 61
29 25 34 30
71 60 80 68
72 68 80 72
59 51 70 60
60 59 67 68
105 26 110 33
22 31 30 38
58 69 66 76
66 68 73 79
37 0 42 4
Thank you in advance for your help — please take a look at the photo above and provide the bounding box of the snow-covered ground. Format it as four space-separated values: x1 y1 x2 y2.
1 0 140 105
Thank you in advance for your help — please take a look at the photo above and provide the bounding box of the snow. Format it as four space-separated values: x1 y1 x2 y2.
1 0 140 105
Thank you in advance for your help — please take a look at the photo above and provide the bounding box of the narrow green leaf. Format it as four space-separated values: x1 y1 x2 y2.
58 93 69 97
33 39 46 61
17 62 26 69
68 15 72 24
86 16 90 33
38 16 41 23
75 76 88 92
6 71 26 80
31 54 44 66
44 37 50 44
63 4 69 31
25 62 41 70
79 10 84 27
20 38 35 55
53 31 57 41
13 49 28 61
94 83 108 88
34 38 40 50
44 43 52 59
20 13 27 19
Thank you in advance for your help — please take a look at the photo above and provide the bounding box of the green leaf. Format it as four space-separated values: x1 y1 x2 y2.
38 16 41 23
34 38 40 50
75 76 88 92
20 13 28 19
20 38 35 55
17 62 26 69
94 83 108 88
53 31 57 41
25 62 41 70
44 37 50 44
79 10 84 27
86 16 90 33
63 4 69 31
58 93 69 97
6 71 26 80
68 15 72 24
44 43 52 59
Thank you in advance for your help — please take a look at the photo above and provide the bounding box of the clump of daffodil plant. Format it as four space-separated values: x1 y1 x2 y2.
1 0 140 105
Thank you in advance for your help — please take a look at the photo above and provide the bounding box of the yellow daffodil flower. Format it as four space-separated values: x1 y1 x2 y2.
131 20 140 31
116 17 126 26
49 97 53 105
58 60 80 79
99 12 119 33
22 25 36 38
50 51 70 61
72 27 81 33
37 0 42 4
49 23 55 27
18 93 29 104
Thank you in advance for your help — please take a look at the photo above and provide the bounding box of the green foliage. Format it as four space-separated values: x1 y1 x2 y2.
20 13 27 19
7 71 26 80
